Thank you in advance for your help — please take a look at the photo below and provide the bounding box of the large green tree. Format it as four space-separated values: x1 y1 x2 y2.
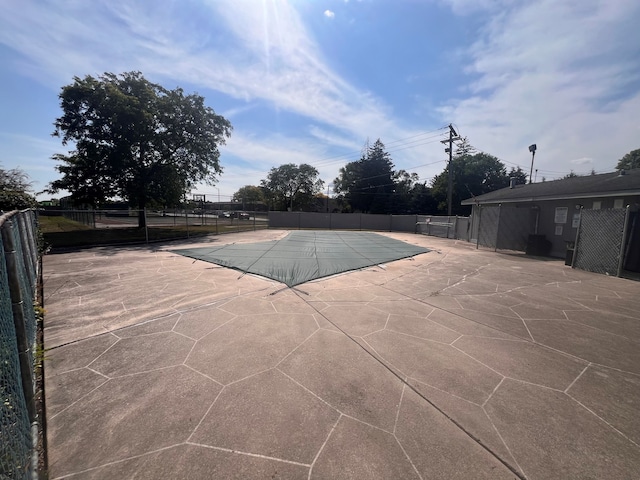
431 152 518 215
231 185 265 210
408 182 438 214
261 163 323 211
48 72 232 226
0 165 36 211
615 148 640 170
334 139 396 213
232 185 265 206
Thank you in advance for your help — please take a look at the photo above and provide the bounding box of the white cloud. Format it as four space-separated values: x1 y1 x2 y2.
324 10 335 19
194 130 348 198
441 0 640 178
570 157 594 166
0 1 411 147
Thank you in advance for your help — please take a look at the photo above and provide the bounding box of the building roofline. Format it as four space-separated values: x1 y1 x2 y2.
461 189 640 205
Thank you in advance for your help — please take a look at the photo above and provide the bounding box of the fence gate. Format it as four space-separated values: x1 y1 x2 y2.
496 205 534 251
476 205 500 250
573 207 629 276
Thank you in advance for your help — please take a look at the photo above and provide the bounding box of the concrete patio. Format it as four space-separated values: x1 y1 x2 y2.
43 230 640 479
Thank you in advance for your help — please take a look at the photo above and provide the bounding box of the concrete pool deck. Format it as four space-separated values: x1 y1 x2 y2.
43 230 640 479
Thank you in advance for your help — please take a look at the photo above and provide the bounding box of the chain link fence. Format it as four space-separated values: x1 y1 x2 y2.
476 205 500 250
38 208 268 249
475 205 536 252
573 207 629 276
495 205 533 251
1 210 40 479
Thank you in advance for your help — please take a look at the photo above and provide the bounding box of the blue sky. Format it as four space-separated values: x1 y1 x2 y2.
1 0 639 202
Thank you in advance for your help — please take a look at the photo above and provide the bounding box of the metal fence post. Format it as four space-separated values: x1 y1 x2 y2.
476 206 482 249
571 207 583 268
495 204 501 251
1 221 36 423
617 206 631 277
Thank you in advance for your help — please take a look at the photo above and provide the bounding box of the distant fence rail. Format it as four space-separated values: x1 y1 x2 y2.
416 215 470 241
1 210 40 479
268 212 421 232
38 208 269 249
267 212 472 238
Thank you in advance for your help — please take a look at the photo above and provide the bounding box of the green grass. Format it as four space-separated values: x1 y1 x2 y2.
39 215 266 249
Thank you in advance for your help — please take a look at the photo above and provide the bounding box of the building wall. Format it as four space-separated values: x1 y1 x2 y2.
536 195 639 257
469 194 639 258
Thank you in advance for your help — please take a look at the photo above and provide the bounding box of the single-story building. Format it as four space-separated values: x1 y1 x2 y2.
461 169 640 273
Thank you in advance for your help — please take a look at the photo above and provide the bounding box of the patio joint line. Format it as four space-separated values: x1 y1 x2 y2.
586 362 640 377
181 364 225 387
223 367 276 387
84 338 121 369
276 368 342 412
385 328 459 346
564 364 591 393
515 315 535 342
393 384 406 435
185 442 312 468
558 318 640 342
340 412 395 436
481 408 529 480
294 289 526 480
274 329 320 369
308 414 342 480
49 378 110 420
393 434 424 480
50 444 183 480
186 387 226 443
409 377 484 407
358 337 409 379
565 394 640 449
482 377 505 408
113 364 184 379
450 343 506 378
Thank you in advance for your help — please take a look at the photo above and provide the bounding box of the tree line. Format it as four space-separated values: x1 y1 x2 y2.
238 138 527 216
3 71 639 218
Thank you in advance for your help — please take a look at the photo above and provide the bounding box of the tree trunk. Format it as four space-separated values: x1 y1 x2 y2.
137 145 147 228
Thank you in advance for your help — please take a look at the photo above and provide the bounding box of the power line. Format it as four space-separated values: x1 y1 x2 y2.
312 131 448 169
220 128 450 179
463 141 595 180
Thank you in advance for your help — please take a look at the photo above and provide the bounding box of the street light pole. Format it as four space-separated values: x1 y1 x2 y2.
528 144 537 184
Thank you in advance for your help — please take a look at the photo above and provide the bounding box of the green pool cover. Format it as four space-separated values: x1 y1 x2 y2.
172 231 430 287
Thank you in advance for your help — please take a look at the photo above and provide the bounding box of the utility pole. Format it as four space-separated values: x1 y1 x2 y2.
441 124 459 216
